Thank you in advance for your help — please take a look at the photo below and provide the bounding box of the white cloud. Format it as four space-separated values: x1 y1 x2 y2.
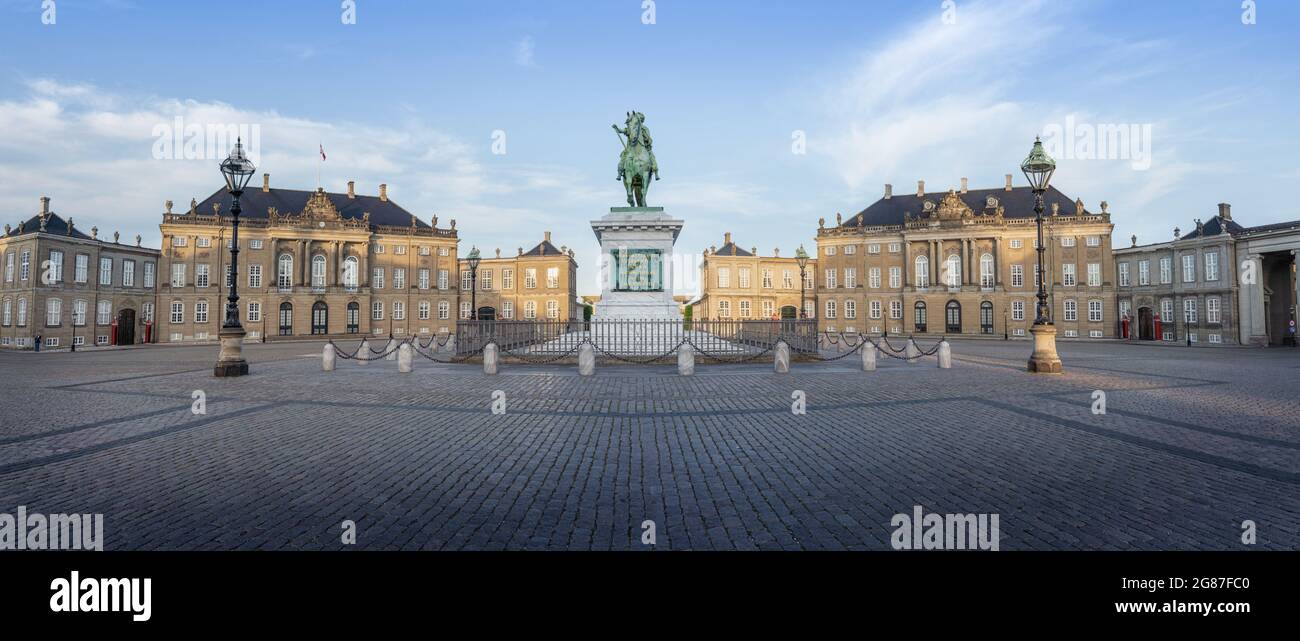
515 36 536 67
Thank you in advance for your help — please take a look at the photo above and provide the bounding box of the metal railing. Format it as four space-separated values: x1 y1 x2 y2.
454 318 818 362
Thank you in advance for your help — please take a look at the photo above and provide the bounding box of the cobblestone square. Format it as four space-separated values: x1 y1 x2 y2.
1 339 1296 550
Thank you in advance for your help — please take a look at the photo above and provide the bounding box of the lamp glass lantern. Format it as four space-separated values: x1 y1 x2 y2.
219 138 257 194
1020 136 1056 193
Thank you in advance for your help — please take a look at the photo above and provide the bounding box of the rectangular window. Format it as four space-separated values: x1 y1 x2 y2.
843 268 857 289
824 269 837 289
1011 264 1024 288
248 302 261 322
418 268 430 290
738 268 751 288
418 301 430 320
99 257 113 286
395 245 407 256
761 269 773 289
843 300 856 319
1012 300 1025 321
1118 263 1130 287
1088 300 1102 322
867 268 879 289
438 270 449 290
1087 263 1101 287
250 239 263 250
1204 252 1219 281
825 299 836 319
1182 255 1196 283
74 254 88 283
172 236 187 247
392 301 405 320
1137 260 1149 286
782 270 793 289
739 300 752 318
170 302 183 323
73 299 86 326
889 242 901 253
1062 264 1076 287
97 300 112 325
123 260 136 287
195 300 209 324
762 300 774 318
143 262 154 288
1063 299 1078 322
1061 237 1076 247
197 237 211 248
869 300 881 319
547 267 559 289
394 268 406 290
20 251 30 281
461 302 473 319
890 300 902 319
439 301 451 320
1184 298 1197 323
170 263 185 288
717 301 730 318
248 264 262 288
196 264 210 288
867 244 880 254
372 301 384 320
479 269 492 290
824 246 835 256
1159 258 1171 284
524 268 537 289
502 269 514 290
46 298 61 326
1010 239 1023 249
4 252 13 282
1086 236 1101 247
48 250 64 283
717 268 730 288
1207 296 1221 324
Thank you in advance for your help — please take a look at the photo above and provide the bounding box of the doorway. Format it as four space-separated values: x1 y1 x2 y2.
117 308 135 345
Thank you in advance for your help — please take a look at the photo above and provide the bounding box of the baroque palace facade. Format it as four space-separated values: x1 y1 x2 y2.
815 177 1117 338
456 231 582 321
692 233 816 320
1 198 159 349
159 176 463 341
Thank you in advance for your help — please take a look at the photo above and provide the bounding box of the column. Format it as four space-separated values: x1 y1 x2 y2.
902 240 912 288
1238 253 1267 345
993 237 1002 287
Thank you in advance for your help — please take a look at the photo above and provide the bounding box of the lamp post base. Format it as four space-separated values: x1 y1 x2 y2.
1027 323 1063 374
214 325 249 377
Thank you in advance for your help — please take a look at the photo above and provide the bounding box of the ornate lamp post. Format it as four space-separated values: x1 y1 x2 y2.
466 247 481 321
214 138 255 377
1021 136 1063 373
795 245 810 319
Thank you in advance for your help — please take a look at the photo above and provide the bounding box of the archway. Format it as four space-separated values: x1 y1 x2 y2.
311 301 328 335
945 300 962 334
279 302 293 336
346 302 360 334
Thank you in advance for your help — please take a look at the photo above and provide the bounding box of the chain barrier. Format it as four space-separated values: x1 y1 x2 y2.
499 340 587 364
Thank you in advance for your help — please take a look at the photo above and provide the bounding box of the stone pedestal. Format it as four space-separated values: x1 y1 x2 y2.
937 340 952 369
322 343 336 372
677 344 695 376
213 325 249 377
1027 323 1063 373
578 343 596 376
774 341 790 374
590 207 684 319
862 344 876 371
483 342 499 375
398 342 412 373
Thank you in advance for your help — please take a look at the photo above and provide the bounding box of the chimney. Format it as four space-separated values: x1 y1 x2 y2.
960 177 968 194
40 196 50 215
347 181 356 199
917 180 925 197
884 183 892 199
544 230 551 244
1218 202 1231 220
724 231 732 245
379 184 388 202
262 173 270 192
1004 174 1013 191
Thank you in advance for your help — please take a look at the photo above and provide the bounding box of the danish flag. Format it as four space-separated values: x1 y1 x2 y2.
319 144 327 162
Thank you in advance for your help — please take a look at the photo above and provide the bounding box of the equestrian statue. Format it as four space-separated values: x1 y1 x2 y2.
612 111 660 207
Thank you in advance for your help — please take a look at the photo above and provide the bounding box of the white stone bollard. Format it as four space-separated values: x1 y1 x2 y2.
862 343 877 371
398 342 413 373
774 340 790 374
356 339 370 366
578 343 596 376
905 338 920 362
937 340 952 369
322 343 336 372
677 344 695 376
384 338 398 361
483 342 499 375
442 334 456 354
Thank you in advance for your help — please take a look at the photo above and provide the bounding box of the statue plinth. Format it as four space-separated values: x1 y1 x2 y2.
1027 323 1063 374
591 207 684 320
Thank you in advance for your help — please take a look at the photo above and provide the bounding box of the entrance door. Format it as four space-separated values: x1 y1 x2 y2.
311 302 328 335
979 301 994 334
117 309 136 345
477 307 497 321
1138 307 1154 340
279 302 293 336
945 301 962 334
780 305 798 320
346 302 360 334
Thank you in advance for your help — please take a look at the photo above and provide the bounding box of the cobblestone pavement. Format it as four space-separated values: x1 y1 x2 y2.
1 338 1296 550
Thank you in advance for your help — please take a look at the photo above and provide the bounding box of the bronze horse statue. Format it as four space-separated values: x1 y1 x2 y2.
613 111 659 207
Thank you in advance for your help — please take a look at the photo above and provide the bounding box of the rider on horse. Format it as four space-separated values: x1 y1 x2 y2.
613 112 659 182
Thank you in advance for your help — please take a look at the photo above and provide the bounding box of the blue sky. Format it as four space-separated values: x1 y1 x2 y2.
1 0 1297 294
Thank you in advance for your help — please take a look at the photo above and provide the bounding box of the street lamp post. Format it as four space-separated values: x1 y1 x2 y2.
467 247 481 321
214 138 255 377
795 245 810 320
1021 136 1063 373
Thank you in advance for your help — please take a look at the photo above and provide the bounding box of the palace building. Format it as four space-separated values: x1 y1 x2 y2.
456 232 581 321
1114 203 1300 346
692 233 817 320
158 176 461 341
1 197 160 350
815 176 1117 338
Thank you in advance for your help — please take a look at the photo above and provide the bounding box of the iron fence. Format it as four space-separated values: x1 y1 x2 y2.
454 318 818 362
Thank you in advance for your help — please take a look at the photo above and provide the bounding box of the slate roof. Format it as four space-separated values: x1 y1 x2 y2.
522 240 564 257
1238 219 1300 236
3 212 93 240
193 186 429 228
841 185 1085 227
1178 216 1246 240
713 241 754 257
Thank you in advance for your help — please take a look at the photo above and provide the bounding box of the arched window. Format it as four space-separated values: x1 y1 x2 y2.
945 300 962 334
311 255 327 289
277 254 293 290
279 302 293 336
913 301 927 333
980 301 994 334
346 302 360 334
914 256 929 288
343 256 359 288
980 254 995 288
311 301 328 335
946 255 962 288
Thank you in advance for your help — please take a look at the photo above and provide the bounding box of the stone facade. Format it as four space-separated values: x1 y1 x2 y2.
158 178 460 342
1113 204 1241 345
1 198 160 350
815 178 1116 339
457 232 581 321
692 232 817 320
